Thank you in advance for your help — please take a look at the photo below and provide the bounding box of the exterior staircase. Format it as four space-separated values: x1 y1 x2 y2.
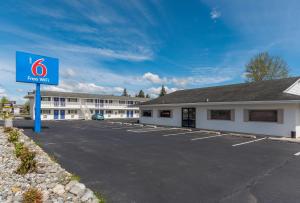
79 103 91 120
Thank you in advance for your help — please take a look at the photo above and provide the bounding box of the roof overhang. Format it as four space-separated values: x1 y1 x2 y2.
140 100 300 107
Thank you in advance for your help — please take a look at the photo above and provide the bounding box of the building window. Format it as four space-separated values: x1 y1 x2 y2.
106 110 112 114
67 98 78 102
41 97 51 101
68 110 77 114
119 110 125 114
128 101 134 105
86 99 93 103
119 100 125 104
142 110 152 117
248 110 279 122
135 110 139 114
159 110 172 118
109 100 113 104
41 110 51 114
209 110 232 121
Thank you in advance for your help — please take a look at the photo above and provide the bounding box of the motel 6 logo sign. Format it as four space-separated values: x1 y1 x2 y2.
16 51 59 85
31 58 47 77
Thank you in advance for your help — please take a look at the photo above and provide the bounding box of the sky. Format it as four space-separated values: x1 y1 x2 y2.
1 0 300 103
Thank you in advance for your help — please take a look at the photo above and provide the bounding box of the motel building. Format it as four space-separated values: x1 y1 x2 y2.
25 91 148 120
139 77 300 137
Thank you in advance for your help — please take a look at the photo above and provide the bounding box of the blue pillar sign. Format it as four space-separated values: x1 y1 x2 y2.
16 51 59 133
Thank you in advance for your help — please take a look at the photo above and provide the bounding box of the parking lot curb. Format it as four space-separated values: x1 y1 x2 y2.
227 133 256 139
268 137 300 144
198 130 221 135
145 125 157 128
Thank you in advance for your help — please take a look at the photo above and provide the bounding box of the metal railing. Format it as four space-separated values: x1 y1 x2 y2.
41 101 138 109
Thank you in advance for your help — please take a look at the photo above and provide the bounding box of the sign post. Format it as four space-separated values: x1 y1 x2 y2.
35 83 41 132
16 51 59 133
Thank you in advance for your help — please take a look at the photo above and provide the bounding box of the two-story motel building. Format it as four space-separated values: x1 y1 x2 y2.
25 91 148 120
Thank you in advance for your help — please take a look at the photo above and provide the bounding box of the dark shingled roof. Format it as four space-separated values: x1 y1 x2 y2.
142 77 300 105
26 91 149 102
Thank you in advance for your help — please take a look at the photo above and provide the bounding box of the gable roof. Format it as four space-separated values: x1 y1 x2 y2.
142 77 300 106
25 91 149 102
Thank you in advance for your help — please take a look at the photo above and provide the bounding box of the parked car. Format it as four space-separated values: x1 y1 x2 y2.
92 113 104 120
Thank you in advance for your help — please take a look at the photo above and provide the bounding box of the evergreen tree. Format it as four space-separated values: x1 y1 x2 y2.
122 88 129 96
137 90 145 98
159 85 167 97
146 94 150 98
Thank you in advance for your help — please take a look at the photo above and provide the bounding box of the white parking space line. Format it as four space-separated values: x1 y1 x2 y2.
128 128 178 133
294 152 300 156
127 127 164 132
232 137 267 147
112 126 143 130
163 131 204 137
191 134 224 141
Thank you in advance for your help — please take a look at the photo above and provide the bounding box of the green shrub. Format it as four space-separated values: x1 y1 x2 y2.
16 147 37 175
71 173 81 181
4 127 13 133
22 188 42 203
8 130 19 143
95 192 106 203
14 142 24 158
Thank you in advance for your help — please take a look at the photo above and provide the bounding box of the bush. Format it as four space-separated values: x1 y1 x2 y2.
70 173 81 181
14 142 24 158
95 192 106 203
4 127 13 133
22 188 42 203
16 147 37 175
8 130 20 143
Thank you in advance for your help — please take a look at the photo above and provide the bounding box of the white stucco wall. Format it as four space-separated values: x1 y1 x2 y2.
140 103 300 137
139 107 182 127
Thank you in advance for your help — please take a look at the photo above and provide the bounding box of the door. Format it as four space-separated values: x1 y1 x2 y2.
95 110 100 114
54 97 59 107
95 99 100 108
127 110 132 118
100 100 104 107
182 108 196 128
60 110 65 120
99 110 104 116
54 110 59 120
60 98 65 107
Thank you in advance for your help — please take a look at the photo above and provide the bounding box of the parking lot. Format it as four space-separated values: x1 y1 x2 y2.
11 119 300 203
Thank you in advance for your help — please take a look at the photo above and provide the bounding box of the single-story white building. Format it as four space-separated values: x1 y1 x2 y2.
139 77 300 137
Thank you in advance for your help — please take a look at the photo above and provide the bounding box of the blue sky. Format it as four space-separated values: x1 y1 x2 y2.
1 0 300 103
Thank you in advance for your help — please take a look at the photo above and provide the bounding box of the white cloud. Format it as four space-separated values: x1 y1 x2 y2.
142 72 166 84
43 81 124 95
61 68 76 78
210 8 221 20
141 71 233 87
43 44 153 62
147 86 179 96
0 23 153 62
171 78 190 86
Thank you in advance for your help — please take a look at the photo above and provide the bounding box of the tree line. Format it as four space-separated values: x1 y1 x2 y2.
121 85 167 99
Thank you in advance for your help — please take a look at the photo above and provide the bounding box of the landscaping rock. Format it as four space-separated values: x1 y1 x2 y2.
53 184 65 195
0 127 100 202
81 189 94 202
69 182 86 196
